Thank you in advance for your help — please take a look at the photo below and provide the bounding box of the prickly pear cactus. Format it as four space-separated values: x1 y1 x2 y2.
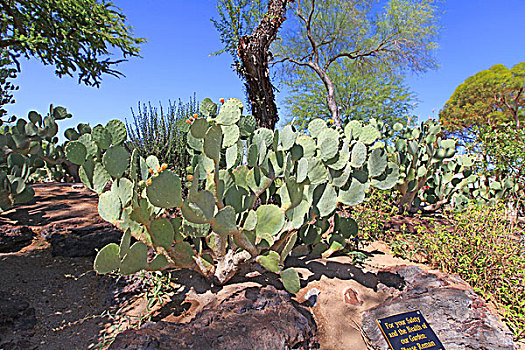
70 97 404 293
377 119 517 212
0 105 74 210
380 119 462 211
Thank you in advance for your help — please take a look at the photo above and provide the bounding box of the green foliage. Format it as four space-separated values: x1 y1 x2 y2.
0 0 145 87
274 0 439 124
440 62 525 143
478 123 525 180
418 204 525 339
126 97 198 179
352 189 397 241
0 49 17 118
384 119 460 211
476 123 525 216
439 63 525 214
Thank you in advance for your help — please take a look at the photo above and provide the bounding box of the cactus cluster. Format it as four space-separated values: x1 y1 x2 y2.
0 106 73 210
65 97 521 293
379 119 519 212
69 98 402 293
382 120 461 211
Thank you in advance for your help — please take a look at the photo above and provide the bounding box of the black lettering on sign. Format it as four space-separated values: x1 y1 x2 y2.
376 310 445 350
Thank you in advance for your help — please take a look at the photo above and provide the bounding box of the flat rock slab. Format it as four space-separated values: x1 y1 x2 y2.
293 244 516 350
109 285 317 350
41 223 122 257
0 226 35 253
361 265 515 350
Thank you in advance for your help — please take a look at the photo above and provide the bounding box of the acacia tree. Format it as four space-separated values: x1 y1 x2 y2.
439 62 525 143
274 0 439 127
284 59 415 129
213 0 292 129
0 0 145 116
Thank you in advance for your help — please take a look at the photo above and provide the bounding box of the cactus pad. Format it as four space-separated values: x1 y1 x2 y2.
257 251 280 273
217 98 242 125
190 118 209 139
204 125 223 160
106 119 127 145
120 242 148 275
200 98 218 117
255 204 284 237
103 145 130 178
93 243 121 274
98 191 122 223
92 125 112 149
211 206 237 236
65 141 87 165
150 218 175 250
359 125 381 145
146 170 182 208
281 267 300 294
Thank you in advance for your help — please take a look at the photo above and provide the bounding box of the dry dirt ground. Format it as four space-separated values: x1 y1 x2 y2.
0 184 126 350
0 183 519 350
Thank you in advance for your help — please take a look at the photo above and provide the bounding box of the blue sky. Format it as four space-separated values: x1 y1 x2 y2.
5 0 525 134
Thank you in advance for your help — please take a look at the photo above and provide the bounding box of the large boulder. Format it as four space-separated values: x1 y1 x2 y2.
361 265 515 350
293 246 516 350
109 285 317 350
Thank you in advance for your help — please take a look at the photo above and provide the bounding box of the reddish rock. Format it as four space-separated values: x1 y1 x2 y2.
41 223 122 257
109 285 318 350
343 287 362 306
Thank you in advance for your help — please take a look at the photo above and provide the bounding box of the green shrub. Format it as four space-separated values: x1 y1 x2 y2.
476 123 525 216
419 203 525 339
352 188 397 241
126 95 198 178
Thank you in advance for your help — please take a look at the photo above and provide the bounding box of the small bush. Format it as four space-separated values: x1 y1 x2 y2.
352 189 397 241
419 203 525 339
126 95 198 178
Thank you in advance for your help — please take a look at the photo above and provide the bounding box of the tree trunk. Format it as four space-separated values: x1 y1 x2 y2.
305 59 342 127
317 67 341 127
238 0 292 130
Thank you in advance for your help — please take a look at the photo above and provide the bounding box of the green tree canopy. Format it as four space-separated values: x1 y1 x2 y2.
275 0 439 126
439 62 525 142
284 59 416 129
0 0 145 115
